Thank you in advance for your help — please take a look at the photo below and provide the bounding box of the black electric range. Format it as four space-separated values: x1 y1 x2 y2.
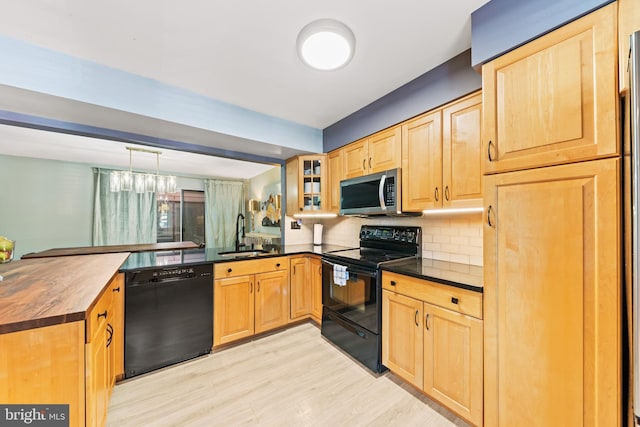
320 225 421 373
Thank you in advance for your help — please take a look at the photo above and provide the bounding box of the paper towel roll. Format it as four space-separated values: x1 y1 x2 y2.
313 224 323 246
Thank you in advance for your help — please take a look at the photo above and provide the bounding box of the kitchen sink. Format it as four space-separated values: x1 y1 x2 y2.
217 249 270 259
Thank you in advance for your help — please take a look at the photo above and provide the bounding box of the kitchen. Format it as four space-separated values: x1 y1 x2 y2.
0 0 638 426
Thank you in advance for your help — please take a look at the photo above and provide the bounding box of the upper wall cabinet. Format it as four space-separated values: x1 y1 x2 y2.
482 3 618 174
402 91 483 212
285 154 328 215
402 110 442 211
619 0 640 93
327 149 343 213
343 126 402 179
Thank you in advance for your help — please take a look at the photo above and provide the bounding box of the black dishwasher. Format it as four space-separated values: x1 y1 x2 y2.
124 263 213 378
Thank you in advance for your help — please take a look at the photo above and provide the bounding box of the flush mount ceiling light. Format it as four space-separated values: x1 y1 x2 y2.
297 19 355 71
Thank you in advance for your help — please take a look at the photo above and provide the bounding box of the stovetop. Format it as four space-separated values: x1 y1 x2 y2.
322 225 422 269
323 248 416 267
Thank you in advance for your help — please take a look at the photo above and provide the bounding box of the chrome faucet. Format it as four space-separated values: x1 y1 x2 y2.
235 213 245 252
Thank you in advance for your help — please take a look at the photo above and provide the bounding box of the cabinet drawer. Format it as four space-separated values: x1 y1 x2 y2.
382 271 482 319
87 286 112 343
215 257 289 278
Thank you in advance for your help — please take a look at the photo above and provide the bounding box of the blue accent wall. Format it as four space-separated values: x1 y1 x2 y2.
0 35 322 153
323 49 481 152
471 0 615 68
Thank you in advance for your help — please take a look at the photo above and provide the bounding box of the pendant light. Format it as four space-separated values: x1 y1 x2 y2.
109 147 177 194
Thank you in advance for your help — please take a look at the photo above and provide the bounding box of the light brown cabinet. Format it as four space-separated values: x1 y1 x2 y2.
401 110 442 211
110 273 124 381
214 258 289 346
86 273 122 427
289 256 312 320
382 290 424 388
254 270 290 334
310 256 323 322
482 4 618 174
423 302 482 426
442 92 483 208
286 154 328 215
327 149 344 213
344 126 402 179
618 0 640 93
382 271 483 426
289 255 323 323
483 158 620 427
401 92 482 212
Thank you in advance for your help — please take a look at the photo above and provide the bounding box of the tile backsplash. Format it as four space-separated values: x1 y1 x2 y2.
284 213 483 266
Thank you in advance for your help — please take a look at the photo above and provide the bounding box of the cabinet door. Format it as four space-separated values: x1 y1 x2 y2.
382 290 424 389
290 257 311 320
484 158 620 426
442 92 483 208
424 303 483 427
109 273 124 381
255 270 289 334
483 4 618 174
285 156 300 215
87 321 109 427
618 0 640 92
401 110 442 211
213 275 255 346
310 257 323 321
327 149 343 213
368 126 402 174
344 138 368 179
0 322 85 427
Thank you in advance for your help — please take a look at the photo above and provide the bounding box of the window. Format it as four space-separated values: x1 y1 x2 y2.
157 190 205 244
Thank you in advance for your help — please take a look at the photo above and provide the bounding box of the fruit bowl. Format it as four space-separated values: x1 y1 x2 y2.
0 237 15 264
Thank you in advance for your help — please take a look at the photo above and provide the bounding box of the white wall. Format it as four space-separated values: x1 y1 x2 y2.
285 213 484 266
0 154 94 258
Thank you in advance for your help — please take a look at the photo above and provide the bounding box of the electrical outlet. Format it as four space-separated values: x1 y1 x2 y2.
290 220 301 230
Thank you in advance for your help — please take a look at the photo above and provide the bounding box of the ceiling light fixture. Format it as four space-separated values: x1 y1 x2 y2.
297 19 355 71
109 147 177 194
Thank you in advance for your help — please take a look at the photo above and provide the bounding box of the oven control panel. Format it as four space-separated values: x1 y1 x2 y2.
360 225 421 244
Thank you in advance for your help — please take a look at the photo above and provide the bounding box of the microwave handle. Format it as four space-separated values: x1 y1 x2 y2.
379 174 387 211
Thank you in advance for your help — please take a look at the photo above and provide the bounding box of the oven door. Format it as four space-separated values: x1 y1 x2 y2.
321 259 379 333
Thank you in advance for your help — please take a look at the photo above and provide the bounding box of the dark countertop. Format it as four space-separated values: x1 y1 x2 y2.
119 243 355 271
21 241 201 259
0 252 130 334
381 258 483 292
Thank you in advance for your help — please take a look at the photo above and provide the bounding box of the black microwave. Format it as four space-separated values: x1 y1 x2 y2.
340 168 417 216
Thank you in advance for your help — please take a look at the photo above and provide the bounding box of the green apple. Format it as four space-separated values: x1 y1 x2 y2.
0 237 14 251
0 251 8 261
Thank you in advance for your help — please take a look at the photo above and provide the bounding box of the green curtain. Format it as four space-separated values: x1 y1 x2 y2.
204 179 244 249
93 168 157 246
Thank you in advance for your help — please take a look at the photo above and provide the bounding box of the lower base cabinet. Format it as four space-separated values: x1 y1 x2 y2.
309 256 323 322
214 257 289 346
382 272 483 426
289 255 323 323
0 273 124 427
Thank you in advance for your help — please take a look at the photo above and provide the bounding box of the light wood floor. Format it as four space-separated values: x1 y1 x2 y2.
107 323 471 427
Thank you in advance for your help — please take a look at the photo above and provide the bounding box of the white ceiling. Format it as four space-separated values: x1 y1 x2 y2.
0 0 489 177
0 124 276 180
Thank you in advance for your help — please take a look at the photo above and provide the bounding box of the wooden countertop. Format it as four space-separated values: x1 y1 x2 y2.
21 241 200 259
0 252 130 334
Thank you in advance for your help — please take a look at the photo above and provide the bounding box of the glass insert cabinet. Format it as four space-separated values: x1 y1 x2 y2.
285 154 328 214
